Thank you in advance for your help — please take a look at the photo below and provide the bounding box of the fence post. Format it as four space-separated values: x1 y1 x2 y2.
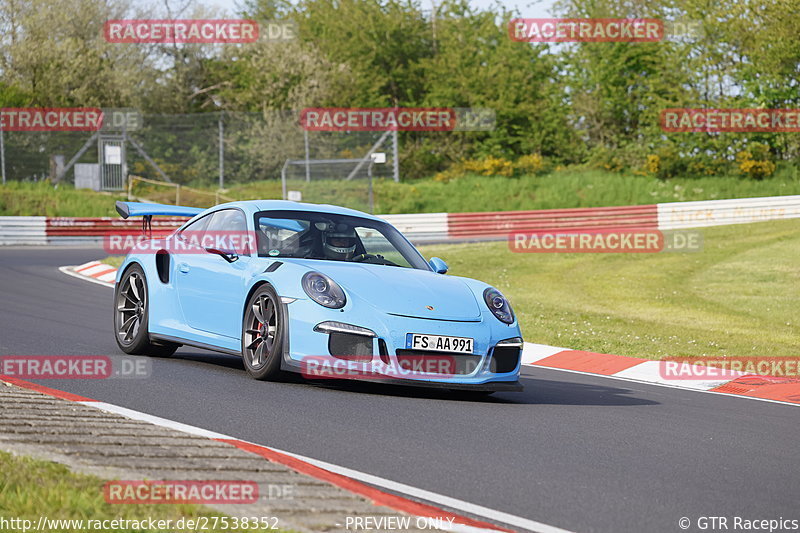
176 184 181 205
218 113 224 189
281 161 288 200
368 161 374 214
304 129 310 182
0 125 5 185
392 130 399 182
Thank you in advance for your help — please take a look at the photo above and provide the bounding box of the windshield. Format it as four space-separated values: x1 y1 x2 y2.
254 210 430 270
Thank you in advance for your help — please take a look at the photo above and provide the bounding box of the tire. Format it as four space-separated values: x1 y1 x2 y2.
242 284 286 380
114 264 179 357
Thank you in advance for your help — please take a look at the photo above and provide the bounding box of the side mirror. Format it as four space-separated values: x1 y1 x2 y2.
428 257 448 274
206 247 239 263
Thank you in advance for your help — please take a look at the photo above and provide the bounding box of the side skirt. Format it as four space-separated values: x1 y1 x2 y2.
149 333 242 357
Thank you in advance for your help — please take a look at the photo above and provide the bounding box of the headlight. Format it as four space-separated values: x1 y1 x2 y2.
302 271 346 309
483 287 514 324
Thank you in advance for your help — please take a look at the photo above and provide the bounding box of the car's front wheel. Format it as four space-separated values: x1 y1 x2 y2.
242 284 285 380
114 264 178 357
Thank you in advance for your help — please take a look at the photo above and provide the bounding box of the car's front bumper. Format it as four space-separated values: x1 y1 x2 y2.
281 298 523 389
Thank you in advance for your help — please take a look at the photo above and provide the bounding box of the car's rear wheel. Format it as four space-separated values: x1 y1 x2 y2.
242 284 285 380
114 264 178 357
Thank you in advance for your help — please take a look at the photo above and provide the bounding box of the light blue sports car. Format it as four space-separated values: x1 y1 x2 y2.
113 200 523 393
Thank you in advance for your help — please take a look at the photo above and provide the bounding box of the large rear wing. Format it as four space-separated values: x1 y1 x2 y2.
115 201 204 219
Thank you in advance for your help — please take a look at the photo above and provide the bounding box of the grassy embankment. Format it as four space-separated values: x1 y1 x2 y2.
2 167 800 215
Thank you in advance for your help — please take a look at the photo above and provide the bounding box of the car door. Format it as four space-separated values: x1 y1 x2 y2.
174 208 252 339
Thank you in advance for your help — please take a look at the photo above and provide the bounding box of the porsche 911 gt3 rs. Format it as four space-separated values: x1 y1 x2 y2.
113 200 523 392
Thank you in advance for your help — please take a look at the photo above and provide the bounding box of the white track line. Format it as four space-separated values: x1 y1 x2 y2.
274 448 576 533
76 398 571 533
83 401 231 439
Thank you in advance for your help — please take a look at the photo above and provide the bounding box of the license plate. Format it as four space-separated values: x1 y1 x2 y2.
406 333 474 354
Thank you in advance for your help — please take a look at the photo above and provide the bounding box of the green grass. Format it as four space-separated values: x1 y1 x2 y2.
102 256 124 268
103 219 798 359
418 218 800 359
0 181 126 217
227 168 800 214
3 167 800 216
0 450 274 532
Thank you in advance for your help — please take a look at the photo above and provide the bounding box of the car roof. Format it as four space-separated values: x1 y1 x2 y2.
211 200 383 222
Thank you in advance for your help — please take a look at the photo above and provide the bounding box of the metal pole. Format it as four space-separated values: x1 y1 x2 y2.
121 129 128 191
304 129 310 182
281 160 288 200
218 113 224 189
0 126 5 185
368 161 374 214
392 130 399 182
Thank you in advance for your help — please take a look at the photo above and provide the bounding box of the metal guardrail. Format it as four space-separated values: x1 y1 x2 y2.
656 195 800 229
381 213 449 242
0 216 47 245
1 195 799 246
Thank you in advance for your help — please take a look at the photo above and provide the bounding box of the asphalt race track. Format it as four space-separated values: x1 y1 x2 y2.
1 247 799 533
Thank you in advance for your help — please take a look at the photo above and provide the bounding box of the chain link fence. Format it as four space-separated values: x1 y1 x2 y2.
0 111 399 202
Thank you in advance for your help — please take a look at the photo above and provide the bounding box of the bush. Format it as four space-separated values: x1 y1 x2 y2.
514 154 546 176
736 142 776 180
432 153 548 182
462 155 514 177
432 166 464 183
588 146 625 173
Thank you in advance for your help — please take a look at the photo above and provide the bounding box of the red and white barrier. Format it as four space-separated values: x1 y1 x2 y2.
447 204 657 239
2 195 799 245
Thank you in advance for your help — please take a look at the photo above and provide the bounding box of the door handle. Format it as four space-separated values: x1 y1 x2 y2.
178 263 190 273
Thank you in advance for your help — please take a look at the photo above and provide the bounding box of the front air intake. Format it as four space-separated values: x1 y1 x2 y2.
490 345 521 373
328 332 373 361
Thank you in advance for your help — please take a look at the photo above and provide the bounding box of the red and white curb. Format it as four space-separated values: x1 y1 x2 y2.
522 344 800 407
60 261 118 287
0 375 571 533
61 262 800 407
